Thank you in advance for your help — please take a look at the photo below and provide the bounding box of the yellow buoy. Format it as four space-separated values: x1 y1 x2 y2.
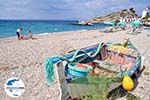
122 76 134 91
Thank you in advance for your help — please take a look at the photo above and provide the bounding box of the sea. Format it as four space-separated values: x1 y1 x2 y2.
0 20 109 38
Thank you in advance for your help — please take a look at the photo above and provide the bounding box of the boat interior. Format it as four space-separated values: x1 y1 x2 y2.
66 43 137 74
94 44 136 73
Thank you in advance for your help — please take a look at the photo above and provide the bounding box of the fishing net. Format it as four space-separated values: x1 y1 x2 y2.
44 58 55 85
69 76 120 100
44 44 102 85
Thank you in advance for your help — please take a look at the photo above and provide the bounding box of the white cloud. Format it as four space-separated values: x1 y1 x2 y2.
85 0 104 9
0 0 148 19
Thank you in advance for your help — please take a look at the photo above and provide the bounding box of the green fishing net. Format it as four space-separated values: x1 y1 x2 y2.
44 58 55 85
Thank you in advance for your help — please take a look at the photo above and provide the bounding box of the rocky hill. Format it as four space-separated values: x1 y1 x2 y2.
142 15 150 26
142 15 150 22
78 8 137 25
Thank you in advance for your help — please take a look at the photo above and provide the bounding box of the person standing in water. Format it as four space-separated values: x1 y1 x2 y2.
16 28 23 40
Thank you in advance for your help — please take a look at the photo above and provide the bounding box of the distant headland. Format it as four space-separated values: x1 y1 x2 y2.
77 7 150 26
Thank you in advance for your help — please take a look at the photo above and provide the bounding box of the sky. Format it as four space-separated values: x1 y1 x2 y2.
0 0 149 20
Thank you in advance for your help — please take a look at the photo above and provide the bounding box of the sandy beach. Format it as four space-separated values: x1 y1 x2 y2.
0 29 150 100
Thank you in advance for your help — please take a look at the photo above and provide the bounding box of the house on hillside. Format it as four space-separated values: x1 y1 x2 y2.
142 7 150 18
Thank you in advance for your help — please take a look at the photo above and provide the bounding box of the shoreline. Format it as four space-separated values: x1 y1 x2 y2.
0 29 92 40
2 26 149 41
0 28 100 41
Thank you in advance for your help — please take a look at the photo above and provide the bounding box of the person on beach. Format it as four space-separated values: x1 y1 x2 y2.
16 28 23 40
28 30 33 39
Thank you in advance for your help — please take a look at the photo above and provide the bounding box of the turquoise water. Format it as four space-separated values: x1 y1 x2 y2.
0 20 108 38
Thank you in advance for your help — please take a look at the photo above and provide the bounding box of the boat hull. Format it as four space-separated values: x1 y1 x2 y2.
44 41 142 99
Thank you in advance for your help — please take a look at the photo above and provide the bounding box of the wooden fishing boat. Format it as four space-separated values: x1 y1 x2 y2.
44 40 142 100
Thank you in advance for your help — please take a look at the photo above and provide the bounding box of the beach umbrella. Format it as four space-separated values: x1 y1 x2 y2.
130 21 141 28
118 21 126 28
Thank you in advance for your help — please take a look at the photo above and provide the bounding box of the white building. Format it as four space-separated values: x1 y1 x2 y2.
142 7 150 18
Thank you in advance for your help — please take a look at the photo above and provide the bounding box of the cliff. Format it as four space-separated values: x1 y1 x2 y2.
78 8 137 25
